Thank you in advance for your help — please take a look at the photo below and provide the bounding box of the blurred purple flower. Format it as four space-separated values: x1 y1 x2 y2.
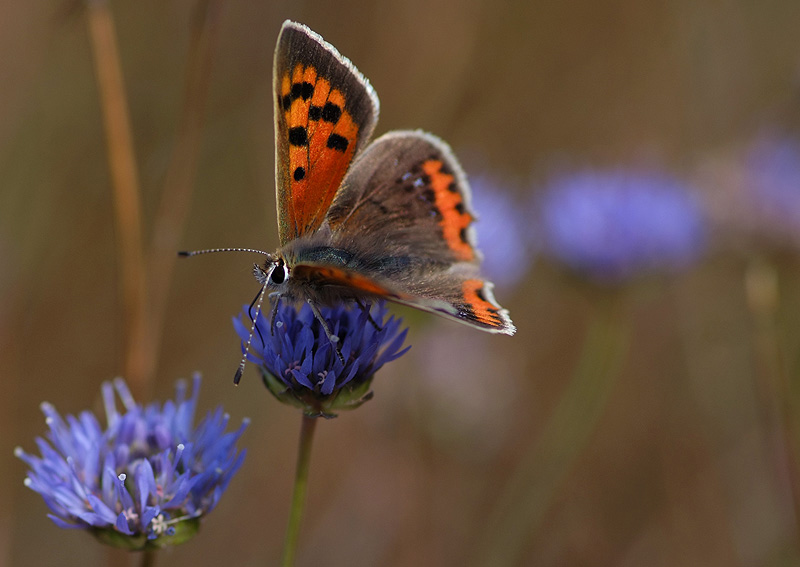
695 134 800 251
234 301 410 417
469 175 534 290
16 375 248 550
744 136 800 242
539 169 707 283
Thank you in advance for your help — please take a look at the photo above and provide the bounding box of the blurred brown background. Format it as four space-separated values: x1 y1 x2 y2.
4 1 800 566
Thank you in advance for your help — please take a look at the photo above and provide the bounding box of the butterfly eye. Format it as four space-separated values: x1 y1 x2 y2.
270 260 289 285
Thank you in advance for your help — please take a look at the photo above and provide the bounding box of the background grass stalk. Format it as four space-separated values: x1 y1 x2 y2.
86 0 149 397
745 258 800 543
146 0 223 379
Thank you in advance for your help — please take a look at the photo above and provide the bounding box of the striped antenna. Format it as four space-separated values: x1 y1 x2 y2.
178 246 277 384
178 247 272 257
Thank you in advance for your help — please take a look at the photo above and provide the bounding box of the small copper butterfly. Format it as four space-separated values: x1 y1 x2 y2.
183 21 515 379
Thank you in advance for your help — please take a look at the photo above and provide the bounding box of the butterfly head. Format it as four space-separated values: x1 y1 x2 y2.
254 255 290 292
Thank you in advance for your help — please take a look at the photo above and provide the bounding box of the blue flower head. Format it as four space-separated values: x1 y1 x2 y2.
234 301 410 417
469 175 535 291
539 169 707 283
15 375 248 550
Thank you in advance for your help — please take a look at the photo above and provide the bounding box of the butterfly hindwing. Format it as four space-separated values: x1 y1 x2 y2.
286 261 514 334
273 21 380 244
326 130 480 265
283 130 515 334
392 271 515 334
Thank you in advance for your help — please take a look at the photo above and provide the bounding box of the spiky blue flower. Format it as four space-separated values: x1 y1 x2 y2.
234 301 410 417
15 375 248 550
539 169 707 283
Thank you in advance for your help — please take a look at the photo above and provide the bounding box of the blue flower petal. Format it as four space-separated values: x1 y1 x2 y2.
135 459 157 513
47 514 80 529
115 512 133 535
17 375 248 547
86 493 118 525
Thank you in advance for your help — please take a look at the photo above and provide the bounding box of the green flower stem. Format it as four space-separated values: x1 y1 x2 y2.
282 414 318 567
474 291 628 567
744 258 800 540
140 549 156 567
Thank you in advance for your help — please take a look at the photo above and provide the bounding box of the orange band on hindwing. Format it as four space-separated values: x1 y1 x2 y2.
280 63 360 236
460 279 505 328
422 159 475 262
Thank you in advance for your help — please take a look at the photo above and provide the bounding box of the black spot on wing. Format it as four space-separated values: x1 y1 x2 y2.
327 133 349 152
291 82 314 100
321 102 342 123
289 127 308 146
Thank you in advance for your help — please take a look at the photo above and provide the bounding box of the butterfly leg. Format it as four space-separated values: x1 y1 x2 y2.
307 299 345 364
355 298 382 331
235 281 270 385
246 288 269 347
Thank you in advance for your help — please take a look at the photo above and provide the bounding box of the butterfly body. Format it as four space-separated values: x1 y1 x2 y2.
251 21 514 336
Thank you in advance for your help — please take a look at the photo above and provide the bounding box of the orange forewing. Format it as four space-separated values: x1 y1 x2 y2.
279 64 360 240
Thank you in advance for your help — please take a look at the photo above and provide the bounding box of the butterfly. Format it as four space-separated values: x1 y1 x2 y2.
182 20 515 381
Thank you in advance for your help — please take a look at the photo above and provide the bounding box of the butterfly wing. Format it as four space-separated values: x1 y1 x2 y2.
287 130 515 334
288 261 513 334
273 20 380 245
327 130 480 263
